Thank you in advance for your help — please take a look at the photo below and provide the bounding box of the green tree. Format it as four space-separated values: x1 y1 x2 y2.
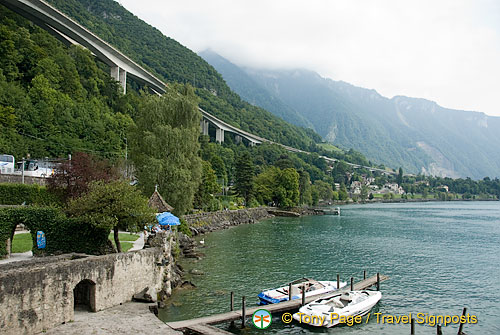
234 151 254 204
360 186 369 201
298 170 312 205
66 180 155 252
397 167 403 186
194 161 220 210
338 183 349 201
130 85 202 215
313 180 334 202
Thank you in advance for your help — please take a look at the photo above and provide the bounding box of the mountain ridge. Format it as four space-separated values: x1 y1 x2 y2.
201 52 500 179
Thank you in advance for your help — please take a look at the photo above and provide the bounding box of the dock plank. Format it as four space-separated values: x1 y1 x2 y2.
186 323 234 334
167 274 389 330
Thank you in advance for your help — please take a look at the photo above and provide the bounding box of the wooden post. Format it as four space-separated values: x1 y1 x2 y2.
457 307 467 335
288 283 292 301
337 274 340 289
230 292 234 311
350 277 354 291
410 318 415 335
241 296 246 328
363 270 366 280
376 273 380 291
437 324 442 335
301 286 306 306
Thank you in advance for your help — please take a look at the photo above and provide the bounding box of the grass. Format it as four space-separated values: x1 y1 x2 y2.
317 142 342 152
11 233 32 253
108 232 140 252
10 232 140 254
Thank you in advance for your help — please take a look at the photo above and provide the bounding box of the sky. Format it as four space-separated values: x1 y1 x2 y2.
118 0 500 117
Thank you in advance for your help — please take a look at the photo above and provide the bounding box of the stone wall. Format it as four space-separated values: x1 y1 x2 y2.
183 207 273 235
0 246 168 335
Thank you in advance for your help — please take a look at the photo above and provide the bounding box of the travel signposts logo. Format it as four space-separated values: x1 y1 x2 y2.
252 309 272 329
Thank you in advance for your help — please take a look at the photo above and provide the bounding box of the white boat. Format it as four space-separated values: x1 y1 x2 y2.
258 278 346 305
293 290 382 327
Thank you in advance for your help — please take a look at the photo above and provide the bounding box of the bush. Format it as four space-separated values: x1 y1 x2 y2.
0 183 60 206
0 207 111 258
177 218 192 237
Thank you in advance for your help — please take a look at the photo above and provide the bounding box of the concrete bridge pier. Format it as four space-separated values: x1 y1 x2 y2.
200 120 209 136
235 135 242 144
249 141 256 147
110 66 127 94
215 128 225 143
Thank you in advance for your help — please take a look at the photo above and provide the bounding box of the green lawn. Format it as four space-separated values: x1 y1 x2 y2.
11 233 32 253
108 232 140 252
317 142 341 152
10 232 140 254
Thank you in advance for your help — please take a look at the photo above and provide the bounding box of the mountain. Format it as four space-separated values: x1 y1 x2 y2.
198 50 313 129
44 0 323 151
201 53 500 179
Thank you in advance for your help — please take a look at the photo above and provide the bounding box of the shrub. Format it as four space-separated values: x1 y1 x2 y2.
0 183 60 206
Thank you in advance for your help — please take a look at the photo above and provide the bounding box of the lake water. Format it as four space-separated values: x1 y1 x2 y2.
159 202 500 334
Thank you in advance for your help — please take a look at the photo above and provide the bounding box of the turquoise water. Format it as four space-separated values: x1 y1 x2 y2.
159 202 500 334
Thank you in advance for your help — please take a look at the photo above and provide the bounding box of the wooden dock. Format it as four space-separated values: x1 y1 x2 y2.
167 273 389 332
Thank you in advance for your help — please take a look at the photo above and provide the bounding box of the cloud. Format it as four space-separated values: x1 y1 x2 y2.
119 0 500 116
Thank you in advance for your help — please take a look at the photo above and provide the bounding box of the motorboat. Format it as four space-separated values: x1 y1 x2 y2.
258 278 346 305
293 290 381 327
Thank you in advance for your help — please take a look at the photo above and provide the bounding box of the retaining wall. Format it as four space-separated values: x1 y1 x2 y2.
0 248 166 334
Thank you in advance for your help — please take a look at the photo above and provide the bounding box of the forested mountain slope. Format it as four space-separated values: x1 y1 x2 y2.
201 51 500 179
45 0 322 150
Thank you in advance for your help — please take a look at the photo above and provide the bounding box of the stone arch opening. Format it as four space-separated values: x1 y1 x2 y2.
73 279 96 312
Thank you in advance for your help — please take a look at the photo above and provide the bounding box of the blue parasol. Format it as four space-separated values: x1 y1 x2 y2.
156 212 180 226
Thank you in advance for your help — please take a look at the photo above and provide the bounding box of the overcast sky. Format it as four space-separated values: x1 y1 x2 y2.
119 0 500 117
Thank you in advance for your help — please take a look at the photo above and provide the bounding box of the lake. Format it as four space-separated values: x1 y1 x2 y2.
159 202 500 334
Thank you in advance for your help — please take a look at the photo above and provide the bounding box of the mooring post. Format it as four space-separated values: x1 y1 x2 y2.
241 296 246 328
411 318 415 334
437 324 442 335
363 270 366 280
457 307 467 335
377 272 380 291
350 277 354 291
337 274 340 289
288 283 292 301
230 291 234 311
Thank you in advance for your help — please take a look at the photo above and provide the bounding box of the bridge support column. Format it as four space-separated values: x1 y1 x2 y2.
235 135 242 144
111 66 127 94
201 120 209 136
249 141 256 147
216 128 224 144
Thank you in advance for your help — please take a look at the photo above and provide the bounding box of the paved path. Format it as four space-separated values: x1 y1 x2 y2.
0 251 32 264
129 232 145 251
40 302 180 335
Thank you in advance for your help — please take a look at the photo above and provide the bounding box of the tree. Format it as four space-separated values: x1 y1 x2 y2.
253 166 299 208
338 183 349 201
194 161 220 210
234 151 254 204
360 186 369 201
129 85 202 215
397 167 403 186
313 180 334 202
48 152 118 201
298 170 312 205
66 180 156 252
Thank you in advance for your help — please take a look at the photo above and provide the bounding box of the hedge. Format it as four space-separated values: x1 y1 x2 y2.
0 183 61 206
0 207 111 258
